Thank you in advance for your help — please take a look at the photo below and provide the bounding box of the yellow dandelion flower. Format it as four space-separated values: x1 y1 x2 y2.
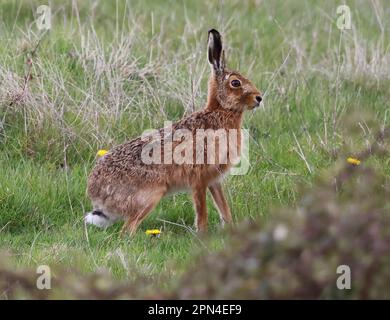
145 229 161 237
97 149 109 157
347 157 361 166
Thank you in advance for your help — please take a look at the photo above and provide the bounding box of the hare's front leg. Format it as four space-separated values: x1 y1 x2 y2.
208 182 232 226
192 185 208 232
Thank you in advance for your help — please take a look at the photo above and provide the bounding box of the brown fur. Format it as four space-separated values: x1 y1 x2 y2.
86 29 262 235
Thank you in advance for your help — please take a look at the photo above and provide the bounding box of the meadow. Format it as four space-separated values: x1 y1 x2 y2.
0 0 389 291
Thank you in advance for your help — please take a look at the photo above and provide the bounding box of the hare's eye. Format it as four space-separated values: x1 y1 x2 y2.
231 79 241 87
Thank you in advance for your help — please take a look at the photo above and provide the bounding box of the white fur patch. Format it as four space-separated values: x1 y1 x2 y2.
84 212 114 229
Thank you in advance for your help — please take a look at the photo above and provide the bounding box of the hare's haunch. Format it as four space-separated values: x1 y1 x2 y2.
85 29 262 235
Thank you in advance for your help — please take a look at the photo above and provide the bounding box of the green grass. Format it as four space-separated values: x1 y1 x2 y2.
1 0 389 284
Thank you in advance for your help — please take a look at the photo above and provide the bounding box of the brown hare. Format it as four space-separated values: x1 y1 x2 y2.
85 29 262 235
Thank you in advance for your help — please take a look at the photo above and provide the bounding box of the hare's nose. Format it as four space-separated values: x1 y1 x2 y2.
255 95 262 103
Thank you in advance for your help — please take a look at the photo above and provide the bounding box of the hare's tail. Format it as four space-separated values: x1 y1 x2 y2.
84 210 120 228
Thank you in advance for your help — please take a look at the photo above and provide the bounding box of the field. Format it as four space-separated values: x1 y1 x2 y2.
0 0 389 294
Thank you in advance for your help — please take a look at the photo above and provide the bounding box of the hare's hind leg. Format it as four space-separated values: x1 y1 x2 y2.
121 187 166 236
208 182 232 226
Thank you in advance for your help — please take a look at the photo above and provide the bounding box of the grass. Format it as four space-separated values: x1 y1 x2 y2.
0 0 389 284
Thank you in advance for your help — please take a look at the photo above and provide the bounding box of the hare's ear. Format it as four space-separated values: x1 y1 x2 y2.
208 29 225 73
